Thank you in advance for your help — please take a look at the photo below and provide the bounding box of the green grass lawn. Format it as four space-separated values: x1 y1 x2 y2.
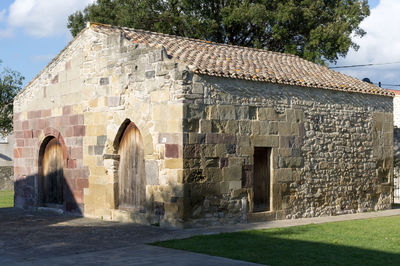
154 216 400 265
0 190 14 208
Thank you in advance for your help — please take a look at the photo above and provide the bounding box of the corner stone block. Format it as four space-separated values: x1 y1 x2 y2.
274 168 293 182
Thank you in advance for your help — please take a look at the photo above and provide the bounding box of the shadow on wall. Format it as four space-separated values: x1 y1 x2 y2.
14 171 82 215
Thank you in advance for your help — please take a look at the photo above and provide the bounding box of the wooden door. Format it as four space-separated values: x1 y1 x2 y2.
118 122 145 210
253 147 271 212
42 138 64 206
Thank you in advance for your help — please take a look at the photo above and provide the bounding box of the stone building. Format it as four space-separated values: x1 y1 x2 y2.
13 23 394 227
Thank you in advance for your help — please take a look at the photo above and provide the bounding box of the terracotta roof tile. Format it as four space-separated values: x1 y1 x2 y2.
91 23 393 97
386 89 400 95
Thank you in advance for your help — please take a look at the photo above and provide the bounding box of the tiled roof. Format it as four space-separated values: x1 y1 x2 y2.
92 23 393 97
386 89 400 96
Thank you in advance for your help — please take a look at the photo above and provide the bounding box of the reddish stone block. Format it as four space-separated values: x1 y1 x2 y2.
76 178 88 189
27 111 35 119
22 148 34 158
30 119 38 129
14 121 22 131
44 127 55 136
22 121 29 130
55 117 63 127
70 147 83 159
24 139 36 147
48 117 56 128
64 174 76 190
14 112 20 120
63 105 72 115
67 159 77 169
32 130 41 138
41 109 51 117
38 119 47 129
72 189 84 204
27 110 41 119
73 125 85 136
65 126 74 137
61 116 70 126
23 130 33 139
16 139 24 147
69 114 84 125
165 144 179 158
14 130 24 139
14 148 22 158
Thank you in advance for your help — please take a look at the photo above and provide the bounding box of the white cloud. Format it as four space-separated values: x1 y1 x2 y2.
335 0 400 86
3 0 95 38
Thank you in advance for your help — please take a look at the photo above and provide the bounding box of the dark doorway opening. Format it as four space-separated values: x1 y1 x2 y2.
253 147 271 212
41 137 64 208
117 121 146 211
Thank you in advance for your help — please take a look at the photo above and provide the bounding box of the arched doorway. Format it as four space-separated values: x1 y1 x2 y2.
117 121 146 211
40 137 64 207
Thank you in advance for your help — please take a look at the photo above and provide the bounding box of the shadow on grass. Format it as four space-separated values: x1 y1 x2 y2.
154 229 400 266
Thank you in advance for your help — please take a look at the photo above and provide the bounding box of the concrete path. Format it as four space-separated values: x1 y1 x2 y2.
1 207 400 265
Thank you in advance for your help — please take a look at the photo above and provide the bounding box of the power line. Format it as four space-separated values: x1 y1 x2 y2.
379 84 400 87
329 61 400 69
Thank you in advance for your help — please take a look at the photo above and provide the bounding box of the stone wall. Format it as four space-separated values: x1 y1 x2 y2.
13 26 188 227
182 75 393 226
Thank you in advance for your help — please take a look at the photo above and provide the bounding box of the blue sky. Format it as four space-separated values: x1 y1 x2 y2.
1 0 396 89
0 0 93 86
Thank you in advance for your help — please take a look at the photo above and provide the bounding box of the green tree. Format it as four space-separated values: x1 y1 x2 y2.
0 61 24 136
68 0 370 64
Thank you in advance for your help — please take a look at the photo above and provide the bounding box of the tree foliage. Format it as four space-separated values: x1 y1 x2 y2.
0 61 24 135
68 0 370 64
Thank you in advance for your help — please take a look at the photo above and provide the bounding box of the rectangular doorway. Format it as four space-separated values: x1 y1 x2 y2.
253 147 271 212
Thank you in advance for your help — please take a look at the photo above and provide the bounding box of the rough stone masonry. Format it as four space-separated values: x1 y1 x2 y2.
13 23 394 228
